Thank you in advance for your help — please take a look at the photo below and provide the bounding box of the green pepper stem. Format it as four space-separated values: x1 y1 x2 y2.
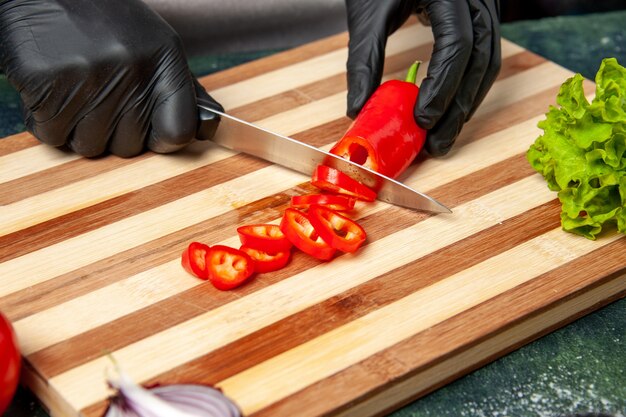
405 61 421 84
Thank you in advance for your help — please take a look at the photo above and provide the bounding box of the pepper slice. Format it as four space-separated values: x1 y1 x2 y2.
330 62 426 179
240 245 291 273
237 224 292 253
280 208 336 261
181 241 211 280
205 245 255 290
308 205 367 253
291 194 356 211
311 165 376 202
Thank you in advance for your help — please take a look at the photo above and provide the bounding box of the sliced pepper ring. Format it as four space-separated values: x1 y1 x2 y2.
307 205 367 253
291 193 356 211
240 245 291 273
311 165 377 202
181 241 211 280
237 223 292 253
280 208 336 261
205 245 255 291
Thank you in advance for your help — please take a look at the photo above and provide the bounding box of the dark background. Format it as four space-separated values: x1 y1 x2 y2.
500 0 626 22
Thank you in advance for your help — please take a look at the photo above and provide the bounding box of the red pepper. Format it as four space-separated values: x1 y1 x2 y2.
237 224 292 253
280 208 336 261
311 165 377 202
181 241 211 280
291 194 356 211
307 205 367 253
240 245 291 273
0 313 20 416
329 61 426 179
205 245 255 290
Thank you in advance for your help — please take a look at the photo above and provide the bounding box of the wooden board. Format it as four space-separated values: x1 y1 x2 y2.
1 21 625 417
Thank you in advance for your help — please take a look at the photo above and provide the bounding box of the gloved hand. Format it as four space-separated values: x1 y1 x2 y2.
0 0 222 158
345 0 501 156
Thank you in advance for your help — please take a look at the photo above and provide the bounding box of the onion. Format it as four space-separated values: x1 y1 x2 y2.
104 367 241 417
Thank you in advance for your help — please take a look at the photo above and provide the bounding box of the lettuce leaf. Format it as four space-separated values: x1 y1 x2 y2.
527 58 626 239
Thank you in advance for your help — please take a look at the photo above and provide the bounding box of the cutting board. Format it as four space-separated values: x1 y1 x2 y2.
1 20 624 417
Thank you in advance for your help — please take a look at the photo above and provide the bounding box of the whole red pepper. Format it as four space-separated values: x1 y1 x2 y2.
330 61 426 179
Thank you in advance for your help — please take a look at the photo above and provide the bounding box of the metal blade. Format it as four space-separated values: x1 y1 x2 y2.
199 105 451 214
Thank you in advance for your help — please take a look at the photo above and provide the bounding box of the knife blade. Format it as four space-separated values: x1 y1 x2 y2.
198 104 451 214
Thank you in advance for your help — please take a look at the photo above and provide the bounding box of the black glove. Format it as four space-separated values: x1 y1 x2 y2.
0 0 222 157
345 0 501 156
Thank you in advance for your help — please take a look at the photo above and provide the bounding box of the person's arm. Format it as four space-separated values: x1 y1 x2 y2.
0 0 222 157
345 0 501 156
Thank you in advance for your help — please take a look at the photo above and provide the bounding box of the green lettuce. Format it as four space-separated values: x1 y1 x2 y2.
527 58 626 239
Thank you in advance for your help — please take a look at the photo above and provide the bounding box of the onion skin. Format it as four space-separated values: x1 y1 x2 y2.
104 371 241 417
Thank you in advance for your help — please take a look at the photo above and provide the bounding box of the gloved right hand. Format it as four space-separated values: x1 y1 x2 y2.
0 0 223 158
345 0 501 157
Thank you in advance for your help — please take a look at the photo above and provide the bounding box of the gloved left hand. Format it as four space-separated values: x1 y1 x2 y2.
345 0 501 156
0 0 222 158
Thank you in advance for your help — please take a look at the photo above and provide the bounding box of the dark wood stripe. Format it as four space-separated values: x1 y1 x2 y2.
0 132 39 156
497 48 547 80
249 239 626 417
198 31 350 92
27 151 536 378
0 153 150 205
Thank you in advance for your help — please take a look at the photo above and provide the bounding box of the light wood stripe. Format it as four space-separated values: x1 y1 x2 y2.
0 145 80 184
0 153 153 206
217 229 624 415
48 175 556 410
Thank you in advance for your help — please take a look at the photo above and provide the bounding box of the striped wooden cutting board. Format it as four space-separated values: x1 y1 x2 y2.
1 20 625 417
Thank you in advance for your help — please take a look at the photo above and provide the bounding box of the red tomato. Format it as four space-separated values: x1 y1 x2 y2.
240 245 291 273
311 165 377 202
181 242 211 280
205 245 255 291
290 194 356 211
280 208 336 261
0 312 20 415
236 224 292 253
307 205 367 253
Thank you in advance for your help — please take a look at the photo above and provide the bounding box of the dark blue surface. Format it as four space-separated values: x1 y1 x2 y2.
2 10 625 417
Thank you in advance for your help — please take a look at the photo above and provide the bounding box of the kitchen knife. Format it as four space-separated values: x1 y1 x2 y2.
197 104 451 214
